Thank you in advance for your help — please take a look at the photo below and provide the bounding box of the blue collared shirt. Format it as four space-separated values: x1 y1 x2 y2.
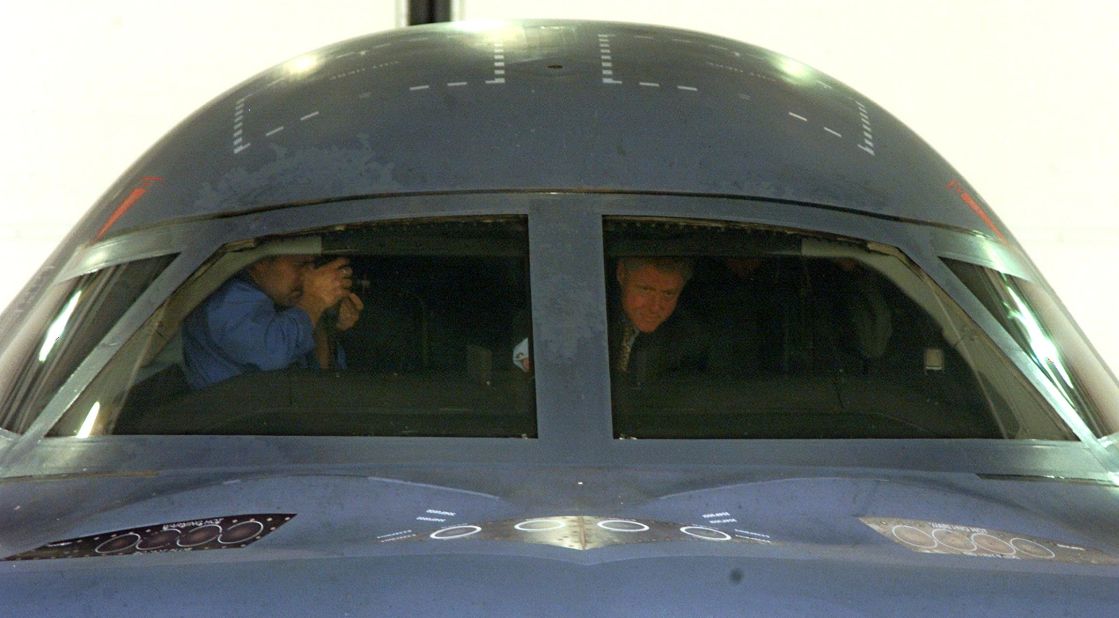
182 275 342 390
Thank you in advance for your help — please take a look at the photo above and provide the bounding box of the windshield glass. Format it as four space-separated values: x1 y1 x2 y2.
945 258 1119 438
0 255 174 434
50 218 535 438
45 216 1081 441
602 219 1074 440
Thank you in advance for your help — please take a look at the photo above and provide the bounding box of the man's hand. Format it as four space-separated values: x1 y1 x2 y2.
297 258 352 325
337 292 364 331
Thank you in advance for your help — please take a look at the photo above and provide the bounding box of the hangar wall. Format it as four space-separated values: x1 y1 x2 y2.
1 0 1117 373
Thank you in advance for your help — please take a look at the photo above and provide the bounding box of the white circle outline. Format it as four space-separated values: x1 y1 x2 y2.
94 532 141 554
136 529 181 551
970 533 1016 555
1009 537 1056 559
514 518 567 532
176 524 223 548
680 526 732 541
597 519 649 533
219 520 265 545
931 527 977 552
430 525 482 540
891 525 938 549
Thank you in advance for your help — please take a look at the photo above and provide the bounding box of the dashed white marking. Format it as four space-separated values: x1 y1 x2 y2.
426 510 456 516
598 34 622 85
416 516 446 522
228 97 246 154
448 81 467 87
825 127 842 138
816 80 833 89
709 518 738 524
709 44 728 51
337 52 354 59
410 85 431 91
300 111 319 121
702 512 730 519
379 534 416 543
671 38 692 44
855 99 876 156
266 126 285 136
328 61 399 82
735 529 771 538
788 112 808 121
738 93 751 100
359 92 372 99
735 534 774 543
707 62 744 74
677 85 698 92
376 530 413 539
486 40 507 85
266 78 284 88
639 82 661 87
634 35 655 40
373 43 392 49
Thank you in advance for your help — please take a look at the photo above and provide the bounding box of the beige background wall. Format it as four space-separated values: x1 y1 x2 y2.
1 1 1117 372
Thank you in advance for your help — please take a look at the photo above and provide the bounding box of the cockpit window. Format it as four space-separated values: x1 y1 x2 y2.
945 258 1119 438
50 218 535 438
603 219 1074 440
0 255 174 434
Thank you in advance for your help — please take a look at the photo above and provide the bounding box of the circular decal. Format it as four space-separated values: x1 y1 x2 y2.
1010 538 1056 560
219 521 265 544
137 529 181 551
891 525 937 549
971 533 1015 555
177 525 222 548
597 520 649 533
94 533 141 555
514 519 567 532
931 528 977 552
680 526 732 541
430 525 482 540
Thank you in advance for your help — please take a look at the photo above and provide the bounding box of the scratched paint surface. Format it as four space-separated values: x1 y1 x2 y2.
78 21 1000 241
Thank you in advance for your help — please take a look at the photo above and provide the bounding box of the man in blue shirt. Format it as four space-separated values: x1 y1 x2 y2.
183 255 364 389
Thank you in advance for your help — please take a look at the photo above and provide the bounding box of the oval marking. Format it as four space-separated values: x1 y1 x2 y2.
680 526 731 541
430 525 482 540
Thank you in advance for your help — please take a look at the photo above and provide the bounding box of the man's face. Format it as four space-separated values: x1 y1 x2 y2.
617 262 685 333
248 255 315 307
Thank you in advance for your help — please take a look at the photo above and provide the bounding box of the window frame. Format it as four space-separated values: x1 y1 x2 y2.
3 192 1108 482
